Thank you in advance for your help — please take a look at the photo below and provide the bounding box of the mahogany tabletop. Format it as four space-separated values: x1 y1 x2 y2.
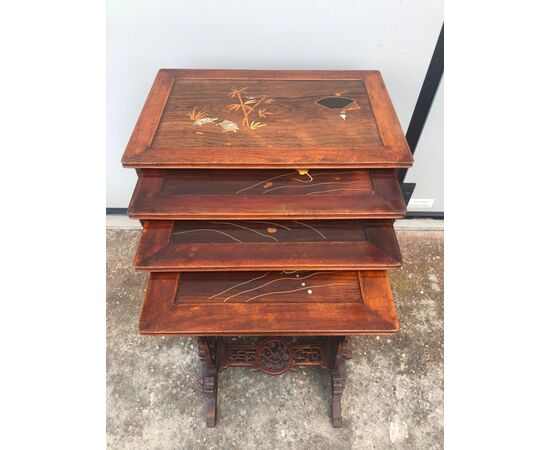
139 271 399 336
128 169 406 220
122 69 412 169
134 220 401 272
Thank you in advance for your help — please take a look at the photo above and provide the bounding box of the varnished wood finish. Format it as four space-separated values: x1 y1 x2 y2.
128 169 406 220
121 69 412 169
139 271 399 336
134 220 401 271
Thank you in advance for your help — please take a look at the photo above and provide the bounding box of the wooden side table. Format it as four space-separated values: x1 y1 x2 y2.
122 69 413 427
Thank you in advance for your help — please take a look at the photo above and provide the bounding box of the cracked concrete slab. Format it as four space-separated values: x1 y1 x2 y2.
107 230 443 449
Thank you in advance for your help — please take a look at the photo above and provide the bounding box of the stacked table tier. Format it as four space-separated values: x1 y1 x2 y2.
131 170 405 335
121 70 413 169
122 69 412 338
128 169 405 220
134 220 401 271
139 271 399 336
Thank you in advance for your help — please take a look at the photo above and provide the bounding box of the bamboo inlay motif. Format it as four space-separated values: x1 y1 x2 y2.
188 87 274 133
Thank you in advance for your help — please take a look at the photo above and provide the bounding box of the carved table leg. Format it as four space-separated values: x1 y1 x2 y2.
329 336 352 428
330 364 345 427
198 337 220 427
196 336 351 428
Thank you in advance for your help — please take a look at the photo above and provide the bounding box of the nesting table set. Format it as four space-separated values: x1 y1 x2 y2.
121 69 413 427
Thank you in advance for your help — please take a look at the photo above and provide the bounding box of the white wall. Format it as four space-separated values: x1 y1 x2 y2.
107 0 443 208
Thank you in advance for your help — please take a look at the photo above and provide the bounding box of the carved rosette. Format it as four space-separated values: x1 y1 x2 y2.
257 339 292 375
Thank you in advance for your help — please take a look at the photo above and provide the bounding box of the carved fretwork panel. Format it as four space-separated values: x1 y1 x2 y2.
218 337 329 375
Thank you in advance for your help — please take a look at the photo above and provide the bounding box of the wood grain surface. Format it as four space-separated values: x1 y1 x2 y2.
139 271 399 336
128 169 406 220
121 69 412 168
122 69 410 340
153 79 383 149
133 220 401 271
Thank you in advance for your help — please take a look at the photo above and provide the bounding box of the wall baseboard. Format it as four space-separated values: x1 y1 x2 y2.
106 208 128 214
404 211 444 219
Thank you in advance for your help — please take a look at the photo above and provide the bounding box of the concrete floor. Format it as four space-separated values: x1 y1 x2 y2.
107 229 443 449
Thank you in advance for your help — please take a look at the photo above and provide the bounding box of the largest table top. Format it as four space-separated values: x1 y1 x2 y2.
122 69 413 169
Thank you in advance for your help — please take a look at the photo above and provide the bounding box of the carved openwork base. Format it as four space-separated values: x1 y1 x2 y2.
196 336 351 427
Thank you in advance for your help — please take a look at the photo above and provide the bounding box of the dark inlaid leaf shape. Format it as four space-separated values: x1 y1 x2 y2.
316 97 355 110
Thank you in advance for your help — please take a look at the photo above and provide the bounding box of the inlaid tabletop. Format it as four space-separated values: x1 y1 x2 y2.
134 220 401 271
128 169 406 220
122 69 412 169
139 271 399 336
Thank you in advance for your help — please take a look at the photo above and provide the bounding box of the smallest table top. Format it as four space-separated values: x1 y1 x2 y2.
139 271 399 336
122 69 412 169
